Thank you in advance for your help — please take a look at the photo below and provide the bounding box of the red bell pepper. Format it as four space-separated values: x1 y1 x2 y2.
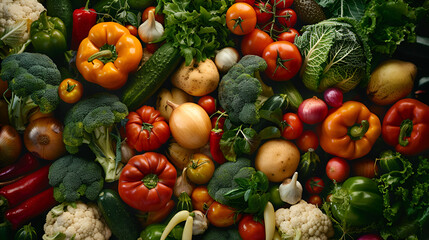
0 153 39 182
71 0 97 50
5 187 57 230
382 98 429 155
0 165 50 209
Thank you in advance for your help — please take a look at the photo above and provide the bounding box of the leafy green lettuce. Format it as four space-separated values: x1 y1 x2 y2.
156 0 235 65
376 153 429 239
294 18 371 92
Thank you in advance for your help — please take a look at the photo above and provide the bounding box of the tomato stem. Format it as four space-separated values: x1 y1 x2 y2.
66 82 76 92
272 49 292 76
142 174 159 189
232 17 244 33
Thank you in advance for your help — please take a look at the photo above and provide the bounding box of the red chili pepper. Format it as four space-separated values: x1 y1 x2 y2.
71 0 97 50
0 153 39 182
5 187 57 230
0 165 50 209
210 113 227 164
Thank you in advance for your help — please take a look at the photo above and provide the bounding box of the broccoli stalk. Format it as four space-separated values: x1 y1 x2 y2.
63 93 128 182
1 52 61 131
87 126 123 182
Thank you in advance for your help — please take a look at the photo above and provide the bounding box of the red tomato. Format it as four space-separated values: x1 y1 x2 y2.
142 6 164 25
281 112 303 140
308 195 323 207
118 152 177 212
198 96 217 116
262 41 302 81
226 3 257 35
326 157 350 183
277 28 299 43
296 130 319 152
238 215 266 240
125 105 170 152
207 201 241 227
270 0 293 9
191 186 215 213
305 177 325 194
262 21 282 35
351 158 378 179
125 25 138 36
136 200 175 227
146 43 160 53
254 1 273 25
276 8 297 28
241 28 274 56
236 0 256 5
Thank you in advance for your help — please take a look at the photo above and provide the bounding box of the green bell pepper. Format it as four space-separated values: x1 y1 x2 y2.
329 176 383 227
139 224 183 240
0 221 11 239
30 11 67 58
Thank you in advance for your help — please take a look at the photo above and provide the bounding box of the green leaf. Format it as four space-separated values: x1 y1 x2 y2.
316 0 366 20
258 126 281 140
259 108 283 126
244 189 252 202
234 177 250 188
126 11 138 27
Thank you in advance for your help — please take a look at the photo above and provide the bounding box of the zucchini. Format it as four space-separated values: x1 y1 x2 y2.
255 94 289 131
277 81 303 111
97 189 140 240
46 0 73 40
122 43 183 110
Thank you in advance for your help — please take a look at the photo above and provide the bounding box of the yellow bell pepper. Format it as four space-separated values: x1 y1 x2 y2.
319 101 381 160
76 22 143 90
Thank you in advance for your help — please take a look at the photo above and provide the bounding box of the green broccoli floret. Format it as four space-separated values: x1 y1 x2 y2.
218 55 274 125
48 155 104 203
207 158 254 205
0 52 61 131
63 93 128 182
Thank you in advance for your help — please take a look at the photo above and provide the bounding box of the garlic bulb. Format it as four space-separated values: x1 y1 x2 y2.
214 47 240 72
191 210 208 235
278 172 303 205
138 10 164 43
173 168 194 198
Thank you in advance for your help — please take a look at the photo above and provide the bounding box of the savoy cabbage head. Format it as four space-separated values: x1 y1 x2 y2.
295 18 371 92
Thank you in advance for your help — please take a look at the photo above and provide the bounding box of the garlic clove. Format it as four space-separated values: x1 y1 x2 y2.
278 172 303 205
138 10 164 43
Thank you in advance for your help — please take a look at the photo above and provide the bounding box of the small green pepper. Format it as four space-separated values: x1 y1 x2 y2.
30 11 67 58
139 224 183 240
329 176 383 227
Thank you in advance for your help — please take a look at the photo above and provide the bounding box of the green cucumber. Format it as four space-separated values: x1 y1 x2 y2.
97 189 140 240
122 43 183 110
255 94 289 131
46 0 73 40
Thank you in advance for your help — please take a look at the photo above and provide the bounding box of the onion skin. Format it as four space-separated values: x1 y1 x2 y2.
0 125 22 167
357 234 383 240
23 117 66 161
323 88 343 108
298 97 328 125
168 101 212 149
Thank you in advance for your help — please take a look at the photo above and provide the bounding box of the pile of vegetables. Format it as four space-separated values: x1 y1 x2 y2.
0 0 428 239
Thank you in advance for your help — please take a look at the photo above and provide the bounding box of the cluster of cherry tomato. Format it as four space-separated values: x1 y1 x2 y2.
225 0 302 81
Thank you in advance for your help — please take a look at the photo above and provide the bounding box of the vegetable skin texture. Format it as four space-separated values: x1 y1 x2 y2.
275 200 334 240
43 201 112 240
294 18 371 92
202 227 242 240
62 92 128 182
218 55 273 125
48 155 104 203
0 52 61 131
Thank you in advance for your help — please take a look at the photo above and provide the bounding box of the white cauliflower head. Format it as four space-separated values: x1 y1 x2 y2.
275 200 335 240
0 0 45 42
43 202 112 240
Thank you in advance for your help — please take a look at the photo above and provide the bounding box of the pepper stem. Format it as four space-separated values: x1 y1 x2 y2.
142 174 159 189
84 0 90 11
39 11 52 30
88 50 113 62
398 119 413 147
348 120 369 140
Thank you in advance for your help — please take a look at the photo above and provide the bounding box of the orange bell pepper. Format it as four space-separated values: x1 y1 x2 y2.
76 22 143 90
319 101 381 160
